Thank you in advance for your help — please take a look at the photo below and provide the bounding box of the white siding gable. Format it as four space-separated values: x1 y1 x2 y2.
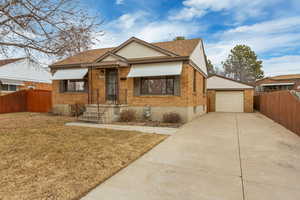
116 41 165 59
207 76 253 89
190 41 208 75
102 55 118 61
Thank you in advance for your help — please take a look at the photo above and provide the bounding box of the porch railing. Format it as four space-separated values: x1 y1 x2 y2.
89 88 128 105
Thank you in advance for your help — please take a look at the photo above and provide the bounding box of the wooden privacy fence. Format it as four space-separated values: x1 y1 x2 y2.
0 89 52 114
254 91 300 136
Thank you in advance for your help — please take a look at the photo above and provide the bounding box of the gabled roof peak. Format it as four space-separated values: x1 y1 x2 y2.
51 37 202 67
110 37 179 57
95 51 128 63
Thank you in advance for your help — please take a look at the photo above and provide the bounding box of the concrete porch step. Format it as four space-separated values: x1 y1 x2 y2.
82 112 105 117
85 107 107 113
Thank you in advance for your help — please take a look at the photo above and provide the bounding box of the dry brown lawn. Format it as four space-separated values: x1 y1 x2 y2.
0 113 167 200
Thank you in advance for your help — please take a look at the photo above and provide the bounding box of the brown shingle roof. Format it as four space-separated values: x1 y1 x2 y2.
52 47 114 66
0 58 25 67
51 38 201 66
153 38 200 57
271 74 300 80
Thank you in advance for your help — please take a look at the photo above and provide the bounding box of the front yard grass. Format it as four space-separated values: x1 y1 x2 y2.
0 112 167 200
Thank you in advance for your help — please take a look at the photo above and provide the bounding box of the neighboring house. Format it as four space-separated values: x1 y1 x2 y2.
207 75 254 113
49 37 208 122
0 58 52 95
256 74 300 92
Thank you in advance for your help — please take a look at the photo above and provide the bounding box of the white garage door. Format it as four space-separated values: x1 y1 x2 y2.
216 91 244 112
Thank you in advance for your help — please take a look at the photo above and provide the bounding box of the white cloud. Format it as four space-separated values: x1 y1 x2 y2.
93 9 300 77
94 11 203 48
137 21 200 42
115 0 124 5
169 6 206 21
117 12 147 29
205 16 300 75
169 0 277 22
263 55 300 76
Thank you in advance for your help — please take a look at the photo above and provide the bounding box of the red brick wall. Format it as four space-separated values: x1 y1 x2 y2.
52 80 88 105
19 81 52 91
125 64 207 107
51 64 207 107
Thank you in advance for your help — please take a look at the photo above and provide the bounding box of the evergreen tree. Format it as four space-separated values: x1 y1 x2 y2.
207 59 216 75
222 45 264 83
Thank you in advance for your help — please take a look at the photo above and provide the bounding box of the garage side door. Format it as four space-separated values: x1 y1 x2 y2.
216 91 244 112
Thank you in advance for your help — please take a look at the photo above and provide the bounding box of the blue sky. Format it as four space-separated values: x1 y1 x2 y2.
82 0 300 76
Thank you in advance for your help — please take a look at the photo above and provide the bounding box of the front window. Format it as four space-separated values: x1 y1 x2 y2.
61 79 87 92
140 76 174 95
1 84 17 91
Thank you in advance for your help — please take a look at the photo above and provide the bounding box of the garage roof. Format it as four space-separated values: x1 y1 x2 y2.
207 75 254 89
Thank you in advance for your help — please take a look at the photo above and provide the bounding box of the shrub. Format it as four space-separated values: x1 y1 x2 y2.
70 103 86 117
162 112 182 123
119 109 136 122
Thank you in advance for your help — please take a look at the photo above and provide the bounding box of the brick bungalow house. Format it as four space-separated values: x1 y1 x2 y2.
256 74 300 92
0 58 52 95
50 37 208 123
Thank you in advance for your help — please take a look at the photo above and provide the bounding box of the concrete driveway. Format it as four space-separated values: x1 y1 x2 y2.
82 112 300 200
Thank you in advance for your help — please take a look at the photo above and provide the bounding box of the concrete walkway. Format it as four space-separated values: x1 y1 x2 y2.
82 113 300 200
66 122 178 135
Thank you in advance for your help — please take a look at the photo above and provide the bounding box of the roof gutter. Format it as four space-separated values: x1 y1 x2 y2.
49 56 190 70
49 63 89 70
128 56 189 64
49 56 213 77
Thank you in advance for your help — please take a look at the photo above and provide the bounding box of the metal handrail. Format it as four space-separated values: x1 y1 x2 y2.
90 88 128 105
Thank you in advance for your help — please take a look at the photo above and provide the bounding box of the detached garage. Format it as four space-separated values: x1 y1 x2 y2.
207 75 254 113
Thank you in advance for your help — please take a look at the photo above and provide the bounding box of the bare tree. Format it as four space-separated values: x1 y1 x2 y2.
0 0 103 59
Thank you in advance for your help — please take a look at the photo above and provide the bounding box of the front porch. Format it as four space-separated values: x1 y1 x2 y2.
87 66 129 106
